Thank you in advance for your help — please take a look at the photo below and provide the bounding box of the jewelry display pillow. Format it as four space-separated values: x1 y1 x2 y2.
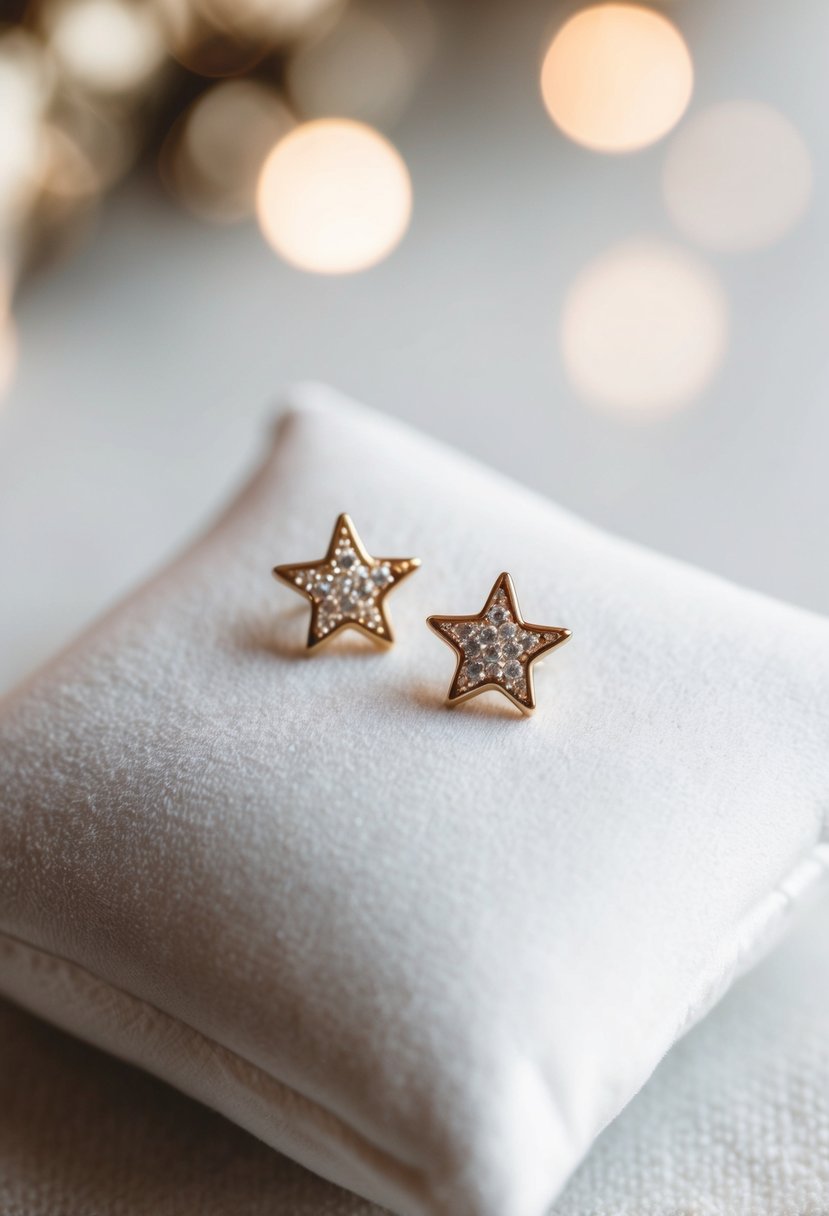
1 384 828 1216
4 893 829 1216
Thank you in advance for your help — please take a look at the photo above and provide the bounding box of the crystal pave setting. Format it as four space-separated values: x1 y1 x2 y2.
273 513 420 650
427 573 571 714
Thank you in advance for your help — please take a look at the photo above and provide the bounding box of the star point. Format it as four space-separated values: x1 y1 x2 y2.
273 513 420 650
427 572 570 715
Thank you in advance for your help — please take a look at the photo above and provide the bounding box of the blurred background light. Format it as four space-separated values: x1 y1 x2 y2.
0 30 53 124
163 81 294 223
48 0 167 94
39 123 101 201
153 0 268 77
200 0 344 45
0 257 12 325
561 239 728 417
0 316 18 404
48 92 137 193
4 0 829 693
286 0 434 128
541 3 693 154
662 100 813 253
0 32 51 225
256 118 412 273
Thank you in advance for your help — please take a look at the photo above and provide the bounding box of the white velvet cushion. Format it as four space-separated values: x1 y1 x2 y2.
1 384 827 1216
4 892 829 1216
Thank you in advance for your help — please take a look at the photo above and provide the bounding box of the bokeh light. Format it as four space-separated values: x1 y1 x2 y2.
164 81 293 222
202 0 343 44
153 0 267 77
0 317 18 405
49 91 137 192
287 0 434 128
0 257 13 325
33 120 105 267
662 100 813 252
561 239 728 418
38 122 100 205
0 32 52 221
49 0 167 93
0 30 53 122
541 4 693 154
256 118 412 274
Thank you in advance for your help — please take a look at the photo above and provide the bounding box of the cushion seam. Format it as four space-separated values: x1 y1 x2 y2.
674 835 829 1041
0 926 429 1209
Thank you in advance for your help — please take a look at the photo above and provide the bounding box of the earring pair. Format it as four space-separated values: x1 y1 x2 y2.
273 513 570 715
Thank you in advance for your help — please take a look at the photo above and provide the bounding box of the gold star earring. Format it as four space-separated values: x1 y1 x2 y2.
273 513 420 650
427 573 570 715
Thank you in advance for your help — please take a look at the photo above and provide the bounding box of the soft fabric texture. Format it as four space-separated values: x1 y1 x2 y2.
1 384 828 1216
3 891 829 1216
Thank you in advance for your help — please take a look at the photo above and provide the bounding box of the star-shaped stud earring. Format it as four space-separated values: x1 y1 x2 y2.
273 513 420 650
427 573 570 714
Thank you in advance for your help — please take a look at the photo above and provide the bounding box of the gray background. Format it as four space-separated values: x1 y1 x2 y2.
1 0 827 693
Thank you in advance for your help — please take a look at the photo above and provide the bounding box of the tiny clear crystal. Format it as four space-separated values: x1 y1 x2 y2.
371 564 394 587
